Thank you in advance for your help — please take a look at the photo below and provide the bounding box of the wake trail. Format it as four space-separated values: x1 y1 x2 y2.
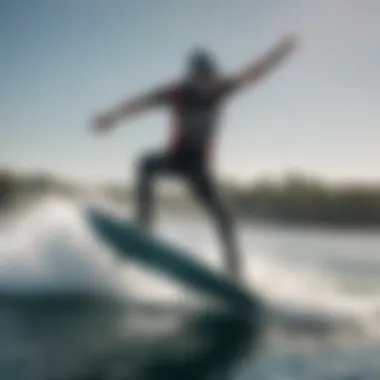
0 195 379 341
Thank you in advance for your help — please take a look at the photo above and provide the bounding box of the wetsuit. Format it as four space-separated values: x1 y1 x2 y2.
136 78 240 277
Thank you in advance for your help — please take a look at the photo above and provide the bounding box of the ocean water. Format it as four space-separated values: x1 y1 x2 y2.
0 195 379 380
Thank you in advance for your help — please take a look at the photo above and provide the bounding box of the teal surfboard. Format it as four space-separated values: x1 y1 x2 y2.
86 206 257 312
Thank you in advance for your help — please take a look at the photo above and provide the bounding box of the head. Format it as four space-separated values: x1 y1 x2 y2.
186 48 219 85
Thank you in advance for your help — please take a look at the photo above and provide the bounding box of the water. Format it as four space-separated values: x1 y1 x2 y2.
0 196 379 379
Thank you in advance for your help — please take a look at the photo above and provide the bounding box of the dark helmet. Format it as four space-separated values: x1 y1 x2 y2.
187 48 218 78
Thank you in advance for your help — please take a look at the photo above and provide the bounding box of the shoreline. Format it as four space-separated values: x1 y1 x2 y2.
2 192 380 237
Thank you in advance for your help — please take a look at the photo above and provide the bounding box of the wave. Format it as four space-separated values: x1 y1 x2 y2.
0 195 379 344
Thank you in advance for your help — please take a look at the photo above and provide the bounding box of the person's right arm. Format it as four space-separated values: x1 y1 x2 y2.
91 84 177 133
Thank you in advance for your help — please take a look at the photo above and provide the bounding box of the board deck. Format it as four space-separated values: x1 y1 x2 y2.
86 206 257 311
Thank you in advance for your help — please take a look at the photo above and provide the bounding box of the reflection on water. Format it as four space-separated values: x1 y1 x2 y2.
0 293 260 380
1 196 380 379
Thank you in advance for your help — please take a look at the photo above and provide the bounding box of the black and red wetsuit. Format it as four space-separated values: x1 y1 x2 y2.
136 78 240 278
151 79 236 157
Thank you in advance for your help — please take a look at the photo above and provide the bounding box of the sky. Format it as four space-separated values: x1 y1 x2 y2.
1 0 380 185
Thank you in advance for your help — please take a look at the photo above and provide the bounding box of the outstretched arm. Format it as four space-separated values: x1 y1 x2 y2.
228 35 298 94
91 85 176 132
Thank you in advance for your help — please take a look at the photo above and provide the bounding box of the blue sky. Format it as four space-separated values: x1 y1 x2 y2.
1 0 379 184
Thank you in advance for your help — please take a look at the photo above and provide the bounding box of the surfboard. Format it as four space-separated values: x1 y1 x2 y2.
85 206 258 312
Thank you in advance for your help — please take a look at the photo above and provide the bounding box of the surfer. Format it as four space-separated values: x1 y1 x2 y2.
92 35 297 282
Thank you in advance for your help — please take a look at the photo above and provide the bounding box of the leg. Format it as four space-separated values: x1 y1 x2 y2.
186 170 241 282
135 152 174 232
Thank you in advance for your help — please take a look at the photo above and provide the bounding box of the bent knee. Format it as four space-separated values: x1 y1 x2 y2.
138 155 158 176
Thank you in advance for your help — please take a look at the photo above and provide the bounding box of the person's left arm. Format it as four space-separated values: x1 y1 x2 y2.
217 34 298 99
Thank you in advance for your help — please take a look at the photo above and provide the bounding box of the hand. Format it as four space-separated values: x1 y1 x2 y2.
277 34 298 57
91 112 117 133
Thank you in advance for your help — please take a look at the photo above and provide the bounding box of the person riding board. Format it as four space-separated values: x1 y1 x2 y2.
92 35 298 282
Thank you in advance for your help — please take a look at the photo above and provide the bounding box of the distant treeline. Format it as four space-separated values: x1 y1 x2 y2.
1 169 380 228
0 169 80 206
226 175 380 228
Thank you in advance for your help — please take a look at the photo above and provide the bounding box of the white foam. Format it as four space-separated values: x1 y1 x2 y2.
0 196 379 339
0 196 120 294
